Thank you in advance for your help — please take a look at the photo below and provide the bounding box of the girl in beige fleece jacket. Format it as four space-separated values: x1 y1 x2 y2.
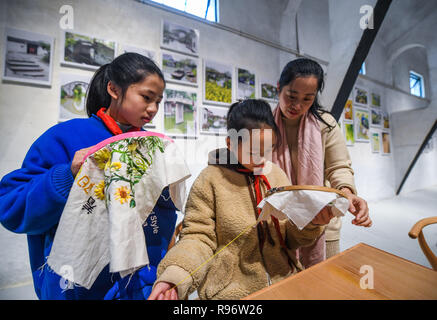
149 99 336 300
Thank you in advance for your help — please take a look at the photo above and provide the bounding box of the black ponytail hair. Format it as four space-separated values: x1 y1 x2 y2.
227 99 281 148
278 58 335 131
86 52 165 117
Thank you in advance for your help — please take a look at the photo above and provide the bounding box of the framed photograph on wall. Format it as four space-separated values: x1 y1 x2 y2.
370 131 381 153
163 87 198 138
59 73 92 122
2 27 54 86
119 44 155 62
260 80 278 102
382 111 390 129
62 31 117 70
343 121 355 146
354 107 370 142
353 86 369 107
236 67 256 99
161 51 199 86
200 105 228 135
370 108 382 127
161 20 199 57
203 59 233 106
382 131 391 155
343 99 353 121
371 93 381 108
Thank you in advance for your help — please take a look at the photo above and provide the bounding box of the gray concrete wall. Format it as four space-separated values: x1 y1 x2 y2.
384 6 437 195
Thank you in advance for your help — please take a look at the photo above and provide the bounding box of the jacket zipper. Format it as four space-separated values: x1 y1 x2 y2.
266 271 272 286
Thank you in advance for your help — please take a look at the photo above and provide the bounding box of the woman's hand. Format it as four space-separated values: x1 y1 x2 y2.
312 206 334 225
71 147 93 178
148 282 179 300
341 187 372 227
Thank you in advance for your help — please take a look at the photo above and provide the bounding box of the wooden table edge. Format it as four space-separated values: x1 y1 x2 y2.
242 242 436 300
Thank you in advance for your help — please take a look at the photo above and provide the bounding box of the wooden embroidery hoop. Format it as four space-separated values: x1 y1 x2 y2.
266 185 349 199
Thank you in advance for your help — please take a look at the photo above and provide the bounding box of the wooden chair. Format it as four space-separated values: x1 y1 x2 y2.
167 221 183 251
409 217 437 271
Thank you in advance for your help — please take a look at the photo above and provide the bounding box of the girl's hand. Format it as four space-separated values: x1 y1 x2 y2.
71 147 92 178
341 188 372 227
312 206 334 225
148 282 179 300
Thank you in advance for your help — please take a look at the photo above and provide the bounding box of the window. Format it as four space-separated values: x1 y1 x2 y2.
409 71 425 98
143 0 219 22
359 62 366 75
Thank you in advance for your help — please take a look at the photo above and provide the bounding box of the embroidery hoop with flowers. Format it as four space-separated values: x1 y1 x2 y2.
91 136 165 208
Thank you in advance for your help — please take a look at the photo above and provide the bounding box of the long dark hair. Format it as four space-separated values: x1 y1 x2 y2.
278 58 335 130
85 52 165 117
227 99 281 148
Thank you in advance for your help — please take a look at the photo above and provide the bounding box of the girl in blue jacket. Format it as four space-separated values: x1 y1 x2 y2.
0 52 178 300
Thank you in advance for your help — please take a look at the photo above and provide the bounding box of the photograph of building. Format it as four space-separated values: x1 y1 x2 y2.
163 88 197 137
63 31 116 69
3 28 53 85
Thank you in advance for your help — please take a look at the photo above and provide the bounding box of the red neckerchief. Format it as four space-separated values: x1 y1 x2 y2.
96 107 141 135
237 168 294 271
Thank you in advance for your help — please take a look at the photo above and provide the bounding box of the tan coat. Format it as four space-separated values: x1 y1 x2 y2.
320 112 356 241
156 156 325 300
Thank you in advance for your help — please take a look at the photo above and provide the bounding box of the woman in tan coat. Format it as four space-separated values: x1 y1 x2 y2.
148 99 344 300
272 58 372 268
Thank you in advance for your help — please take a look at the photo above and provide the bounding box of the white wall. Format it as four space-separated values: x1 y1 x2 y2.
321 0 377 109
1 0 436 202
0 0 284 188
383 6 437 195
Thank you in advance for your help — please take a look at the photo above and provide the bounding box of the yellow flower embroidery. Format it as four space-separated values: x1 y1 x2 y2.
127 141 138 152
94 180 105 200
93 148 111 170
114 186 131 204
110 162 122 171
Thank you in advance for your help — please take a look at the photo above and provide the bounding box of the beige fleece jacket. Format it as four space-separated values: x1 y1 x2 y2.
282 112 356 241
156 158 325 300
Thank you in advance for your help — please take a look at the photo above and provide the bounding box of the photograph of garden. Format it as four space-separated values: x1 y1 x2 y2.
260 81 278 101
354 86 369 106
200 105 227 134
344 122 355 146
161 20 199 56
370 108 382 127
120 44 155 61
371 132 381 153
204 60 232 105
371 93 381 107
383 111 390 129
59 73 91 121
382 132 391 154
344 99 353 120
63 31 116 69
163 88 198 138
162 51 198 86
3 27 53 86
355 108 370 142
237 68 255 99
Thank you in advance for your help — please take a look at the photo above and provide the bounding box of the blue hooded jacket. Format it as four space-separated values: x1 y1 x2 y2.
0 116 177 299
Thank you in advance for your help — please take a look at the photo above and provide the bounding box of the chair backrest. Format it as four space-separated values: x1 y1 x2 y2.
409 217 437 271
167 221 183 251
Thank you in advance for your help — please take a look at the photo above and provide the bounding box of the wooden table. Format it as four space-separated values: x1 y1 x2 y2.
244 243 437 300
